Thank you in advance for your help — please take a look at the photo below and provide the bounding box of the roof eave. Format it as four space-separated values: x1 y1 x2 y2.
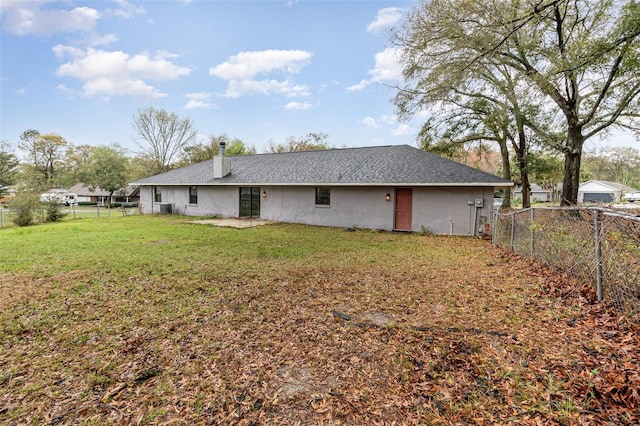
131 181 513 187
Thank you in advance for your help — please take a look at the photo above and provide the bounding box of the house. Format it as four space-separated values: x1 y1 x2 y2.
67 183 140 205
513 184 555 202
131 144 512 236
578 180 639 203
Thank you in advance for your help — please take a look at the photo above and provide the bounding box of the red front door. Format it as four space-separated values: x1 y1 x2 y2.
394 188 412 231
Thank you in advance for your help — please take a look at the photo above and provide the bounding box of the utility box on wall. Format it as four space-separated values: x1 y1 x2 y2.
474 199 484 207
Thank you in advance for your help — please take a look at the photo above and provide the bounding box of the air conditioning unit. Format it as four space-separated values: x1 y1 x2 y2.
159 203 172 214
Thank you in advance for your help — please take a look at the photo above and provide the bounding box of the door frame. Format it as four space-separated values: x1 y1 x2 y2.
239 187 261 217
394 188 413 231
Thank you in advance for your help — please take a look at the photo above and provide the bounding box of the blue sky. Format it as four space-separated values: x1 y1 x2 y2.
1 0 636 159
1 0 419 156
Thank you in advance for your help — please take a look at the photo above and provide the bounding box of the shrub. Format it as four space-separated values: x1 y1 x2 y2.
45 200 68 222
9 192 40 226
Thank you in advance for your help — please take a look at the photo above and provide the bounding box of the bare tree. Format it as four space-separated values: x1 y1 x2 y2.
132 107 197 174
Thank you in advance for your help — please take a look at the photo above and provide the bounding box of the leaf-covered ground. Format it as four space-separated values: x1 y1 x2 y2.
1 224 638 425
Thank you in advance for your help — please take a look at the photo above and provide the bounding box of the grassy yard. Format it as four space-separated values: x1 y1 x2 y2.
0 216 638 425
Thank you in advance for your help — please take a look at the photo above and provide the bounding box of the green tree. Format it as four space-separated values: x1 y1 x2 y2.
393 0 640 205
84 144 130 203
38 134 68 188
132 107 197 174
17 130 68 190
583 146 640 189
9 192 40 227
225 139 256 156
178 141 219 166
524 150 564 202
128 155 160 181
18 129 40 169
176 134 255 168
0 142 19 194
265 132 333 153
65 144 96 183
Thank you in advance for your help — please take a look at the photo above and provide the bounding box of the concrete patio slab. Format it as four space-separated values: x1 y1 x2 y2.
184 218 273 228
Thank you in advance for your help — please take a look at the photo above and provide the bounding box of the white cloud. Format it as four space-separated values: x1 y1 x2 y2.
210 49 312 98
83 77 165 101
370 48 403 81
15 88 25 95
54 46 190 100
185 92 215 109
392 124 411 136
347 47 403 91
86 33 118 47
55 83 77 98
1 2 100 36
284 101 312 110
347 79 369 92
359 116 380 128
105 0 146 19
223 79 309 99
367 7 404 33
381 114 398 124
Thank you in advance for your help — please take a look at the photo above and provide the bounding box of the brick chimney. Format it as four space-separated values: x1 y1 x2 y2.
213 141 231 178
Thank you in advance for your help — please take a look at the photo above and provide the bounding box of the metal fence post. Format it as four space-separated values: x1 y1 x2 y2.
492 211 497 247
510 212 515 252
530 208 535 258
594 209 603 302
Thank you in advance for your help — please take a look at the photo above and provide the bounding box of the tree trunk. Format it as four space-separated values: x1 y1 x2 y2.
518 160 529 208
499 139 512 207
514 116 530 208
560 124 585 206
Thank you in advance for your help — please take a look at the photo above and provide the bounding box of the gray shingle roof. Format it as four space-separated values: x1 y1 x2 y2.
131 145 512 187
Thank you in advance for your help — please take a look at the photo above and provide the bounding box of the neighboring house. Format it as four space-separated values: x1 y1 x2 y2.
131 144 512 236
67 183 140 205
513 184 554 202
0 185 17 198
578 180 639 203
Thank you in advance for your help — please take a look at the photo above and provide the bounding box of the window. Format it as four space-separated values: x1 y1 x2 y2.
154 186 162 203
189 186 198 204
315 187 330 206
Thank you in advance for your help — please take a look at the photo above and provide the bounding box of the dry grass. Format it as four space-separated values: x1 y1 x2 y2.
0 216 638 425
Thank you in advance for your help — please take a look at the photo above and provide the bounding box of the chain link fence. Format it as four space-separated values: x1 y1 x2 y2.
0 204 139 228
493 206 640 320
